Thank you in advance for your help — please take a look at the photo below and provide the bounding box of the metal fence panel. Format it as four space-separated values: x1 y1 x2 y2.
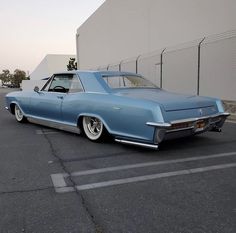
108 63 120 71
200 35 236 100
121 58 136 73
162 45 198 95
97 66 108 71
138 52 161 86
94 30 236 101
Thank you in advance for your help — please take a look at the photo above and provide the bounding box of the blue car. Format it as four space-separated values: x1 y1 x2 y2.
5 71 229 149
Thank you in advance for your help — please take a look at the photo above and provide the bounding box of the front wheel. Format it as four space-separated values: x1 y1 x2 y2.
82 116 105 141
15 105 27 123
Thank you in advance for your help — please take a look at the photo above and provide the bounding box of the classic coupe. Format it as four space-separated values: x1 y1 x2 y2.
5 71 229 149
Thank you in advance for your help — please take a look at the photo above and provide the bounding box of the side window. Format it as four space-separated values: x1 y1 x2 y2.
69 75 84 93
48 75 73 93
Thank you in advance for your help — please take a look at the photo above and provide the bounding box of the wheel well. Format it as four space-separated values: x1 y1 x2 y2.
10 103 16 115
77 115 110 135
77 115 111 141
77 116 84 132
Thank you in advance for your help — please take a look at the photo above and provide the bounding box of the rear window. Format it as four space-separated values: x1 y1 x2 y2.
102 75 157 89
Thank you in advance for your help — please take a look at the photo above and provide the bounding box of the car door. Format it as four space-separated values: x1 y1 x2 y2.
60 74 85 124
29 74 73 122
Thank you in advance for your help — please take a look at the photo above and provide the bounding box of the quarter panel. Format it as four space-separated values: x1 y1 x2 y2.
61 92 157 142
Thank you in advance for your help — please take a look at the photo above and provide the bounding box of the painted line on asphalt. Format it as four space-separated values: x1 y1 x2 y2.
76 163 236 191
51 151 236 193
55 186 75 193
51 174 67 188
55 162 236 193
69 151 236 177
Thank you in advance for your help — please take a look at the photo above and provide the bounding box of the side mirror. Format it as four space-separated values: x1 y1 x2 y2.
34 86 40 93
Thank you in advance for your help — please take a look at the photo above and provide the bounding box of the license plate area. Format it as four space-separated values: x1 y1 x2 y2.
195 120 208 132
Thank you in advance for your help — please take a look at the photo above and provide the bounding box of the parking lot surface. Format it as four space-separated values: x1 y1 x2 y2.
0 88 236 233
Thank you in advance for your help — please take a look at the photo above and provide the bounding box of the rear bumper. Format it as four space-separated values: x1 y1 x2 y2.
115 112 229 150
147 112 230 143
169 112 230 125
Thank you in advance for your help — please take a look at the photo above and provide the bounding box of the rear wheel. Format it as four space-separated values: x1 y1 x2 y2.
82 116 105 141
15 105 27 123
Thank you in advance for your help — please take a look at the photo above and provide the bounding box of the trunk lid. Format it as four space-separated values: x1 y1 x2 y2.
114 88 215 111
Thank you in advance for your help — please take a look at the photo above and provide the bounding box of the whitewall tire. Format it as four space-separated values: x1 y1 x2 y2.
82 116 105 141
15 105 27 123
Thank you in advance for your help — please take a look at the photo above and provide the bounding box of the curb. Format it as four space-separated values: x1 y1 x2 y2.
227 114 236 122
223 100 236 122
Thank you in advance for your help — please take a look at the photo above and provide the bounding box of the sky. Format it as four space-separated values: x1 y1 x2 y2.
0 0 105 74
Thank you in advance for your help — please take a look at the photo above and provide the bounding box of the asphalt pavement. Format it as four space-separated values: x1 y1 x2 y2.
0 88 236 233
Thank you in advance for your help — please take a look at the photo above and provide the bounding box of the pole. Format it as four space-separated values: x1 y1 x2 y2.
160 48 166 88
197 37 205 95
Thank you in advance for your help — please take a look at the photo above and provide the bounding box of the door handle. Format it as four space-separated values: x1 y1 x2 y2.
57 96 64 99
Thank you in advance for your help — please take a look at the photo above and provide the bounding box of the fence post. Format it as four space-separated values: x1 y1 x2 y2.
119 60 123 71
136 55 141 74
197 37 205 95
160 48 166 88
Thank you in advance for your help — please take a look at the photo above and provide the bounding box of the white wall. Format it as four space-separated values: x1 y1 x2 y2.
22 80 47 91
30 54 76 80
200 34 236 100
77 0 236 69
76 0 236 100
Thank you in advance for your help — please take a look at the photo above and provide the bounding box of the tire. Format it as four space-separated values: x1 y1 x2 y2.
82 116 106 141
14 104 27 123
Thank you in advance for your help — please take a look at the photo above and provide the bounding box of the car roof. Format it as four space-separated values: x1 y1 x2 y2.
53 70 140 77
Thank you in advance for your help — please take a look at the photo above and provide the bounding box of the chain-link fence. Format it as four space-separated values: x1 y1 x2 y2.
96 30 236 100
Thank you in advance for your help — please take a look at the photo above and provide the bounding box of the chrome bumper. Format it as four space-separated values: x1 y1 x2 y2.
147 112 230 143
147 112 230 128
169 112 230 125
115 113 229 150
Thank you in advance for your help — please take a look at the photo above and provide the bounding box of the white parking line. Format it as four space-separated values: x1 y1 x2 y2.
54 162 236 193
51 174 67 188
70 151 236 177
51 151 236 193
76 163 236 191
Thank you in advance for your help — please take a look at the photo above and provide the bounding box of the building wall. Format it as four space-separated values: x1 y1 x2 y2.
77 0 236 100
77 0 236 69
21 80 47 91
30 54 76 80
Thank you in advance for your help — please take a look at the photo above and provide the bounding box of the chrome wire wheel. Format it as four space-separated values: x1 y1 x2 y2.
82 116 104 141
15 105 26 123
